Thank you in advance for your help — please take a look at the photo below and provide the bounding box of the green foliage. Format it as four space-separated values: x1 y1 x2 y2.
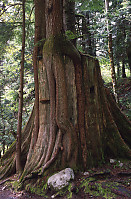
75 0 130 79
0 0 35 152
80 177 93 192
11 180 21 191
0 22 14 57
75 0 104 12
100 64 112 83
65 30 79 40
80 177 116 198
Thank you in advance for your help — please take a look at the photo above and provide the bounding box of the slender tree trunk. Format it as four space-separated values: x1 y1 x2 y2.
116 60 120 79
0 86 6 156
86 12 93 55
16 0 25 174
121 17 127 78
127 37 131 75
108 33 118 101
81 12 94 55
122 58 126 78
2 140 5 155
63 0 76 45
105 0 118 103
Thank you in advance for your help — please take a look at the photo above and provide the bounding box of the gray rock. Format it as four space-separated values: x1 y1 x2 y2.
47 168 74 190
110 159 116 163
119 162 123 167
83 172 89 176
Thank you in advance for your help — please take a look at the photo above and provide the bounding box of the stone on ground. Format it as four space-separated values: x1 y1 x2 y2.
47 168 74 190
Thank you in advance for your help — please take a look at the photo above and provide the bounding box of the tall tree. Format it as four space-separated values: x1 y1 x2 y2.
105 0 118 103
24 0 46 167
0 0 131 192
63 0 76 45
16 0 25 175
127 37 131 75
81 11 94 55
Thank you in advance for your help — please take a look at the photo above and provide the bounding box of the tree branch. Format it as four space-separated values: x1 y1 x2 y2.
0 3 22 17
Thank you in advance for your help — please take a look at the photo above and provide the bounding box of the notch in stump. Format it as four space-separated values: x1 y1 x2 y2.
40 98 50 104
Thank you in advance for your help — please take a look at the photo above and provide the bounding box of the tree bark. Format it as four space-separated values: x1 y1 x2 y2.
127 37 131 75
105 0 118 103
16 0 25 175
32 0 40 147
82 12 93 55
122 59 126 78
63 0 76 45
116 60 120 79
31 0 46 149
22 0 46 170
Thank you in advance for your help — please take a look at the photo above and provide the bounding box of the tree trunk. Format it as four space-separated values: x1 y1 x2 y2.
63 0 76 45
108 33 118 101
105 0 118 103
0 0 131 190
22 0 46 170
16 0 25 175
116 60 120 79
2 140 5 155
82 12 93 55
122 59 126 78
32 0 40 147
32 0 46 148
127 38 131 75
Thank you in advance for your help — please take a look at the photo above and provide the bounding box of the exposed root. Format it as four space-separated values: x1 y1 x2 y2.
40 130 62 175
21 130 62 183
105 87 131 148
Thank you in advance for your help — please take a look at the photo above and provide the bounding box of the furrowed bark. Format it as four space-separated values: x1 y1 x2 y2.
105 0 118 103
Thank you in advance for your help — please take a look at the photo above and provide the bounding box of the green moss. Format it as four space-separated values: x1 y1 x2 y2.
19 170 28 182
25 182 48 197
43 36 54 55
43 33 81 64
80 177 116 198
10 180 23 191
52 182 78 199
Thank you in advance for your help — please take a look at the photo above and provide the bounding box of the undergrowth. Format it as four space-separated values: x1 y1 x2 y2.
80 177 116 198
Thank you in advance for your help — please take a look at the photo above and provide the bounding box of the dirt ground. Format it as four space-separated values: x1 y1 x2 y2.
0 160 131 199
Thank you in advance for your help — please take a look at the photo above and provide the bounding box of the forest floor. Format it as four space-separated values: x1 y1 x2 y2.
0 77 131 199
0 160 131 199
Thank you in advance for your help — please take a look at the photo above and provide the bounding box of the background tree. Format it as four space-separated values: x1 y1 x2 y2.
105 0 118 102
63 0 76 45
16 0 25 175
